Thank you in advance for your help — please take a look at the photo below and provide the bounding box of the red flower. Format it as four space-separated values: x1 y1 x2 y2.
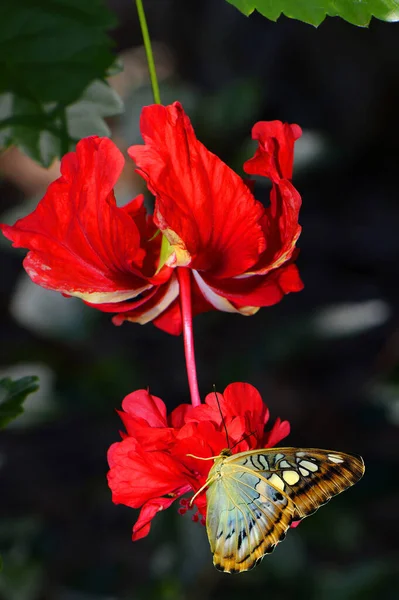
0 137 173 317
1 103 303 335
107 382 290 541
122 103 303 333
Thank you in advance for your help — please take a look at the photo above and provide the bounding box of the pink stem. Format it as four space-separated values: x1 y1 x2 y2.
177 268 201 407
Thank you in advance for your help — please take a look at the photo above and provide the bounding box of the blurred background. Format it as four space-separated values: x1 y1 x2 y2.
1 1 399 598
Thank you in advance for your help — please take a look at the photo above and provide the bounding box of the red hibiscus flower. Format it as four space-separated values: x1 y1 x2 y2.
122 102 303 334
1 103 303 335
107 382 290 541
0 137 174 320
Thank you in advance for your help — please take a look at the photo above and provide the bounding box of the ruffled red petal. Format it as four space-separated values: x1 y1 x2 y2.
121 389 167 427
199 262 304 309
1 137 151 303
132 494 188 541
250 181 302 275
107 437 190 507
128 102 266 278
244 120 302 182
262 417 291 448
112 275 179 327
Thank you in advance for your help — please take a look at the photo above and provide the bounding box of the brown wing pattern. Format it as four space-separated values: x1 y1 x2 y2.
205 448 364 573
229 448 365 521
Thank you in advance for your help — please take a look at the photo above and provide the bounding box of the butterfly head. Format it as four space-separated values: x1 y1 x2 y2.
219 448 232 458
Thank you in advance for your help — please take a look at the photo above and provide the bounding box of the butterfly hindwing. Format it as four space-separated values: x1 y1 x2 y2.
206 460 295 573
205 448 364 573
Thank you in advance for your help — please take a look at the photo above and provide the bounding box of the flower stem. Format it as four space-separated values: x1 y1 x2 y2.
177 268 201 407
135 0 161 105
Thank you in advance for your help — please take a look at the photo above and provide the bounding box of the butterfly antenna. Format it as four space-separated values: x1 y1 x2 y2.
230 430 257 452
213 384 230 449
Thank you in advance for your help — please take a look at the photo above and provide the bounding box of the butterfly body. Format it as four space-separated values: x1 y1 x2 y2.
205 447 364 573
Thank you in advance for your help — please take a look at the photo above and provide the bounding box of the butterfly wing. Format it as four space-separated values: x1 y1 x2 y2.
229 448 365 522
206 459 295 573
206 448 364 573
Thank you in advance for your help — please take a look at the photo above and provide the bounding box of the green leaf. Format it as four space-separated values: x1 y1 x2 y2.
0 0 116 105
0 0 122 166
0 80 123 167
0 376 39 428
66 80 124 140
226 0 399 26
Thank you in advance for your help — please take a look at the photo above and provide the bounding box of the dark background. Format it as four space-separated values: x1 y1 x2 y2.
1 1 399 598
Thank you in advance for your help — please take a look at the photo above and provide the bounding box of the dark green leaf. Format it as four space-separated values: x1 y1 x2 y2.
0 376 39 428
227 0 399 26
0 0 122 166
0 0 117 105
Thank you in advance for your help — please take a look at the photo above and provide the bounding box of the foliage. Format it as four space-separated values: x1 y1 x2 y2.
0 376 39 428
226 0 399 26
0 0 122 166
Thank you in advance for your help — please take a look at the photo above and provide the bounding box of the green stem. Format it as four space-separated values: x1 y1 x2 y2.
135 0 161 104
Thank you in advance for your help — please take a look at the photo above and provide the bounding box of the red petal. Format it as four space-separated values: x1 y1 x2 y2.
244 120 302 182
112 275 179 327
132 494 187 541
117 415 175 451
222 382 268 422
174 421 227 478
128 102 266 278
200 262 303 309
199 383 268 448
88 285 160 314
107 438 189 507
262 418 291 448
169 403 192 428
250 181 302 275
190 176 303 310
1 137 150 303
121 389 167 427
121 196 167 281
152 298 182 335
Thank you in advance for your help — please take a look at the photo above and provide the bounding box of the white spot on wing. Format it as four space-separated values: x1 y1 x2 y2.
328 454 344 464
282 470 300 485
268 473 285 491
299 460 318 472
299 467 310 477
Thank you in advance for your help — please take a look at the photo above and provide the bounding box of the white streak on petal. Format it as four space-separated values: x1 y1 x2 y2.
192 271 259 316
72 284 152 304
24 263 152 304
128 275 179 325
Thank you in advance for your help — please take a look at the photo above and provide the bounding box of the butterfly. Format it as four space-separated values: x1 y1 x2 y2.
195 446 364 573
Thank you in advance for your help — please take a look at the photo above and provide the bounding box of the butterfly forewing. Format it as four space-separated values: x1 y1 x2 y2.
228 448 365 521
205 448 364 573
206 458 295 573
